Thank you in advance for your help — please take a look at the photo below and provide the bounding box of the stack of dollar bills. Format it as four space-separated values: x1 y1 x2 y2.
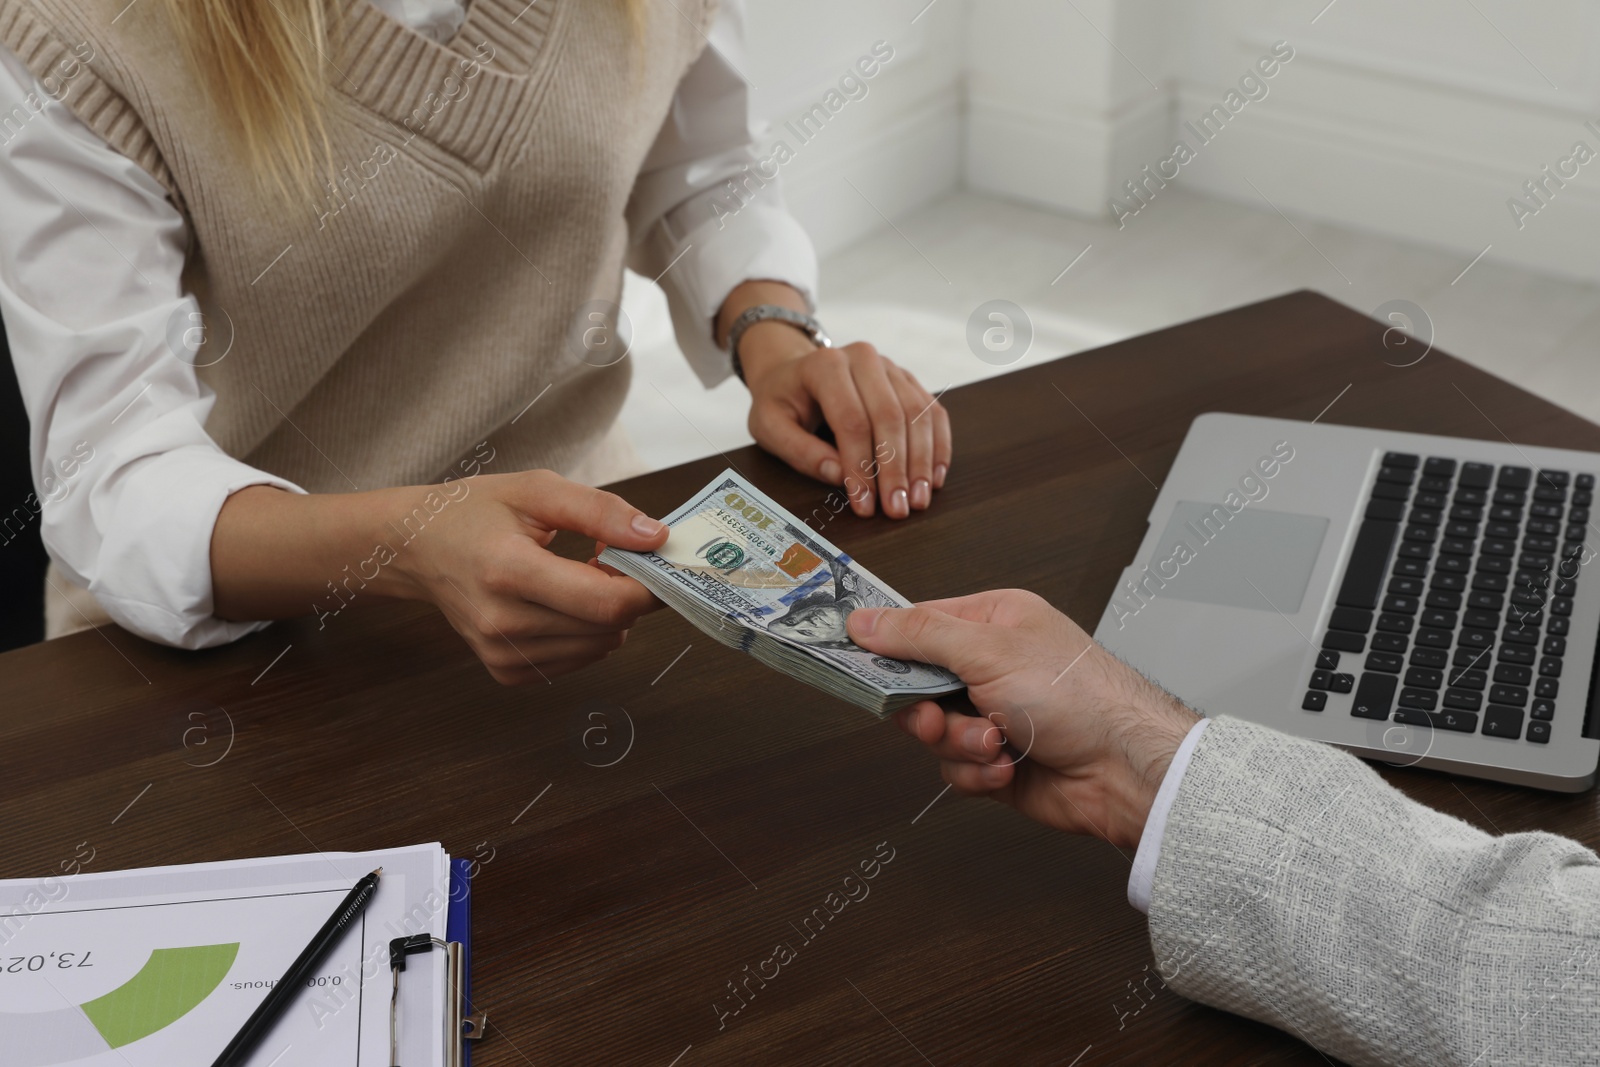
599 470 965 717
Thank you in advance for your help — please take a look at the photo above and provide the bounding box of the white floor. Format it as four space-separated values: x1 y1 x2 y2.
618 188 1600 474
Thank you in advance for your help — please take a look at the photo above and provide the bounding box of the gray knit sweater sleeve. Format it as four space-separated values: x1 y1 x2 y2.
1146 716 1600 1067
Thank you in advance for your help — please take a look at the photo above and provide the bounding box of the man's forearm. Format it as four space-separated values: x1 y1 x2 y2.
1147 716 1600 1066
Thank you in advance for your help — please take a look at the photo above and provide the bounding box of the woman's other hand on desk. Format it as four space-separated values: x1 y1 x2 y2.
739 332 952 522
846 590 1199 851
213 472 666 685
715 279 952 521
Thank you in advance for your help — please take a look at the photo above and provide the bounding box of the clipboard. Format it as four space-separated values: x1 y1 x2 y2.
390 858 487 1067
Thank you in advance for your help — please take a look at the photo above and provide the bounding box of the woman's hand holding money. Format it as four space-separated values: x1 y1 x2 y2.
217 471 668 687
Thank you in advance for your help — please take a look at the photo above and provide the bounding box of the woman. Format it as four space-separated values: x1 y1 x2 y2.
0 0 952 682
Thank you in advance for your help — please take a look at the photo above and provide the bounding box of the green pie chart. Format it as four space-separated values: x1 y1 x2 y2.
2 943 238 1066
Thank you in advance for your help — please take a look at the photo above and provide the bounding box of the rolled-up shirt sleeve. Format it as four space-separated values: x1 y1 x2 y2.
0 47 302 649
625 0 820 388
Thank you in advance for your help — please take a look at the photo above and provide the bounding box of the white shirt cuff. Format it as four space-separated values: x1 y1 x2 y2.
77 447 305 649
1127 717 1211 914
646 200 820 389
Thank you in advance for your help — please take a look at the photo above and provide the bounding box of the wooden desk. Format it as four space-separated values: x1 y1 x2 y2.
4 291 1596 1066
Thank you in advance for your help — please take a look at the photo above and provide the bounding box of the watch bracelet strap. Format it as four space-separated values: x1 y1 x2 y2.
727 305 831 384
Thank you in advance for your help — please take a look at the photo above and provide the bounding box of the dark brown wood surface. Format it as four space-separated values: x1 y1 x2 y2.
3 291 1596 1066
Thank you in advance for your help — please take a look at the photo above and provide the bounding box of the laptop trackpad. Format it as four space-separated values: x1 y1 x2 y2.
1145 503 1330 614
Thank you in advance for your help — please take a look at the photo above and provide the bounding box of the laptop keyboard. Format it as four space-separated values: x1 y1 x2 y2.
1304 453 1593 744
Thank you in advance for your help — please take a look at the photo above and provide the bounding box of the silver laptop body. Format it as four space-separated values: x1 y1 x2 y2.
1094 413 1600 792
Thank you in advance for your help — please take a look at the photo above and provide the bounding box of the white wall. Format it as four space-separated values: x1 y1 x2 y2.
743 0 968 258
960 0 1600 284
704 2 1600 285
965 0 1170 216
1164 0 1600 284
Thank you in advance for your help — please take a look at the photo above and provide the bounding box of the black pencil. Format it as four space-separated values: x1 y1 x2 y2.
210 867 383 1067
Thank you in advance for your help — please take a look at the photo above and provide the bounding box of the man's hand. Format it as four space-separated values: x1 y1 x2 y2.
847 590 1200 850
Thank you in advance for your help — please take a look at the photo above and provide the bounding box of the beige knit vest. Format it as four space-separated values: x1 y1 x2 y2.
0 0 714 492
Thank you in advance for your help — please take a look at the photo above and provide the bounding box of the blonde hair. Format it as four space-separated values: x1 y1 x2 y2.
166 0 646 199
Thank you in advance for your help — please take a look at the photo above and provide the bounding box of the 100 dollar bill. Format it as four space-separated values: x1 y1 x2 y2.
600 471 963 700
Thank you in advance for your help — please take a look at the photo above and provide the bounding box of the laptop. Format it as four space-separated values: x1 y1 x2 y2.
1094 412 1600 793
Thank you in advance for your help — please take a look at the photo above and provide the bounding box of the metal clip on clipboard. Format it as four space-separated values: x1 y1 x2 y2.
389 934 487 1067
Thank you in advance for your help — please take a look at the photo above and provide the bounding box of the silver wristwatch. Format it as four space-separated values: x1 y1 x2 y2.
726 305 832 384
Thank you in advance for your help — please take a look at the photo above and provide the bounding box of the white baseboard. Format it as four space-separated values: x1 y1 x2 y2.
774 86 965 261
965 90 1171 217
1170 85 1600 286
956 69 1600 286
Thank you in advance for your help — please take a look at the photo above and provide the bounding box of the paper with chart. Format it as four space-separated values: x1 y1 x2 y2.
0 844 449 1066
600 470 964 715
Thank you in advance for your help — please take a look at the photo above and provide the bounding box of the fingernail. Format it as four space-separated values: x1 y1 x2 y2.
820 459 842 484
911 479 931 509
933 464 948 488
982 763 1009 787
631 515 665 537
965 728 989 757
855 492 875 517
852 609 881 637
890 488 908 518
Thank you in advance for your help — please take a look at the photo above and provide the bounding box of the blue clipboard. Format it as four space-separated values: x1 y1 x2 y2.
446 857 479 1066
